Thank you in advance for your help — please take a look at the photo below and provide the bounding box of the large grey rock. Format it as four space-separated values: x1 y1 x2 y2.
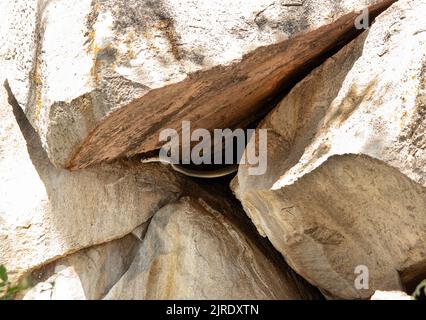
22 235 139 300
0 81 189 282
233 0 426 299
20 184 321 300
104 191 321 300
2 0 395 168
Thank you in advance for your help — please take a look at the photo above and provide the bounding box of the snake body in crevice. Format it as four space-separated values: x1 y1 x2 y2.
141 156 238 179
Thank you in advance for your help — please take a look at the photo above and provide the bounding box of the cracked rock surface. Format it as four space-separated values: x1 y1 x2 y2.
2 0 395 169
1 0 426 301
233 0 426 299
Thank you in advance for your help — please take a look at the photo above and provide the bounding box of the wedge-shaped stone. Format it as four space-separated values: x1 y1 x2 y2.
3 0 395 168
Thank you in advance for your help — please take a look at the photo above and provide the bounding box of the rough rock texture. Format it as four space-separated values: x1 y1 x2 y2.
233 0 426 299
104 193 320 300
22 235 139 300
20 186 321 300
0 81 190 282
2 0 426 302
1 71 319 299
2 0 395 168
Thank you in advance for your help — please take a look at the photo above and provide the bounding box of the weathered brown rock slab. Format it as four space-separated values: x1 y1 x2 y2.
2 0 395 168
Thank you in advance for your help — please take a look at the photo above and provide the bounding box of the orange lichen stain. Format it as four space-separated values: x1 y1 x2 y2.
90 43 102 84
85 31 105 85
85 1 102 85
90 42 118 86
140 19 181 61
85 25 101 83
142 30 154 42
400 109 408 129
124 31 136 60
85 0 100 54
86 30 96 54
33 63 43 120
156 18 181 60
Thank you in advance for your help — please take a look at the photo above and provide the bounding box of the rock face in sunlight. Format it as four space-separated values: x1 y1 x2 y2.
2 0 426 301
1 78 318 299
2 0 394 169
21 188 320 300
103 195 320 300
2 83 318 299
233 0 426 299
22 235 139 300
0 83 190 282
